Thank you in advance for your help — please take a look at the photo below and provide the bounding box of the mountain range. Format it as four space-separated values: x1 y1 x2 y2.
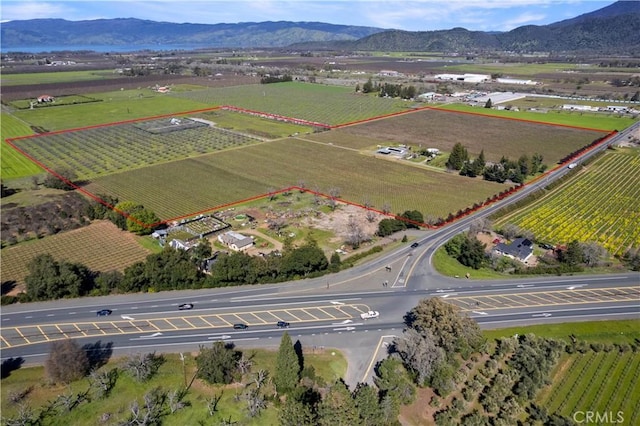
1 1 639 53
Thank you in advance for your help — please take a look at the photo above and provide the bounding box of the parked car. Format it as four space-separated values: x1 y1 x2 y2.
276 321 290 328
233 323 248 330
410 242 419 248
360 310 379 320
96 309 112 316
178 303 194 310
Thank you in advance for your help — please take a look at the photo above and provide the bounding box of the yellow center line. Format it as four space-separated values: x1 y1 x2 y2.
72 324 86 336
36 325 50 341
14 327 31 344
250 312 268 323
162 319 180 329
182 318 197 328
1 335 12 348
300 308 320 320
284 310 303 321
316 307 338 318
93 322 107 334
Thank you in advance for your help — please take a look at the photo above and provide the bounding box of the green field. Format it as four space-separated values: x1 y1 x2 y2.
0 113 43 179
483 319 640 344
540 351 639 424
171 81 409 125
494 148 640 256
436 103 636 131
85 137 505 220
198 109 314 138
11 88 210 131
10 118 264 180
0 69 118 86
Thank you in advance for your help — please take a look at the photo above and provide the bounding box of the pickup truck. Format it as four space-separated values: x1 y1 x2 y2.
360 310 379 320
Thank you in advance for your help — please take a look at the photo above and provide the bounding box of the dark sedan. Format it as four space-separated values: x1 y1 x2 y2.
96 309 112 316
178 303 194 310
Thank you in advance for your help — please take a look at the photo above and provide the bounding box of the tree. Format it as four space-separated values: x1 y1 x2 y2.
484 98 493 108
473 150 486 176
317 380 359 426
346 215 367 248
25 254 92 301
446 143 468 171
561 240 584 266
122 352 164 382
362 78 374 93
43 168 78 190
377 218 406 237
279 396 316 426
45 339 89 384
190 238 212 268
399 210 424 228
580 241 607 267
196 342 241 384
353 383 383 426
458 235 486 269
329 251 342 272
274 332 300 395
373 358 415 406
394 328 445 386
113 201 159 235
403 297 485 357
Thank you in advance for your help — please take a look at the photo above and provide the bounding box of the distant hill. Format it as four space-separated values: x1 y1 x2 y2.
0 18 385 49
1 1 638 53
297 1 640 54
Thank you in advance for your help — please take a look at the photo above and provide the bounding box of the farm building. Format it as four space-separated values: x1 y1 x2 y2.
37 95 55 103
562 104 598 112
434 73 490 83
218 231 253 251
496 78 538 85
493 238 534 263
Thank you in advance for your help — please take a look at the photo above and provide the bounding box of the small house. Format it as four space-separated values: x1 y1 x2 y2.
37 95 55 103
218 231 253 251
493 237 534 263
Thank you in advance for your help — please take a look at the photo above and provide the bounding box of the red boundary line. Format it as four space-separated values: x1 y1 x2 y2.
3 103 618 231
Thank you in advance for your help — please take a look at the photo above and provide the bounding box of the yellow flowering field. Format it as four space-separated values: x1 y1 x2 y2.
495 148 640 256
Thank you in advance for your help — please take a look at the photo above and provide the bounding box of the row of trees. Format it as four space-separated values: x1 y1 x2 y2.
376 210 425 236
18 235 334 302
446 143 546 183
357 78 417 100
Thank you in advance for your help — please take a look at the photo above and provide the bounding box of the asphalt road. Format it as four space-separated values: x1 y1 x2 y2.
1 121 639 386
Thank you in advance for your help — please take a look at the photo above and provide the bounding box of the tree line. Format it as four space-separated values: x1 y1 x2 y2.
446 143 547 184
9 235 336 303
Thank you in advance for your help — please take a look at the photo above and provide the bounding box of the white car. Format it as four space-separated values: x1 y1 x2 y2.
360 310 379 320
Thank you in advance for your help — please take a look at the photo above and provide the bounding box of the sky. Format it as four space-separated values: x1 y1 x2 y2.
0 0 617 32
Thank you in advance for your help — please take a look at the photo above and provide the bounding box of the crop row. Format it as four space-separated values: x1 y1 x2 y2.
0 221 151 286
546 352 638 420
495 149 640 255
86 137 504 221
171 82 406 126
10 121 263 180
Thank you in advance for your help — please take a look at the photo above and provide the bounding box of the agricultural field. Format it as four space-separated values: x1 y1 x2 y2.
197 109 314 138
0 69 118 86
10 88 210 131
0 113 43 180
538 351 640 425
10 117 265 179
0 221 152 288
171 81 409 125
85 137 505 221
308 108 605 164
494 148 640 256
437 103 636 131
